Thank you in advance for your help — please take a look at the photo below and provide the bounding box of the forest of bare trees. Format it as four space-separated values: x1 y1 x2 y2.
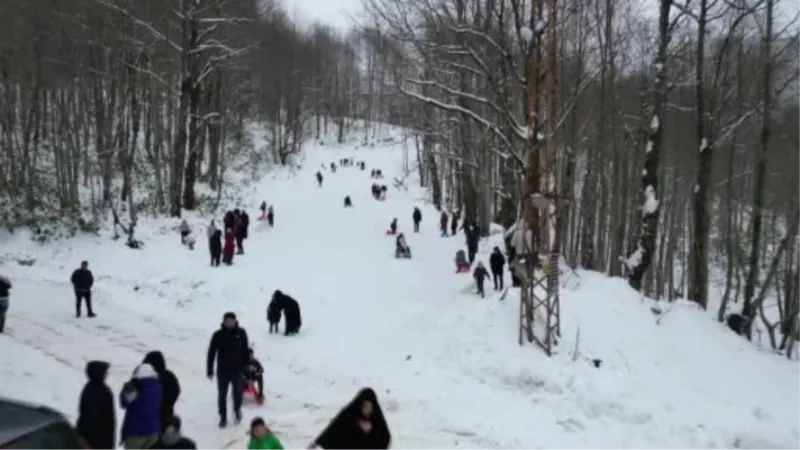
0 0 364 233
353 0 799 354
0 0 797 353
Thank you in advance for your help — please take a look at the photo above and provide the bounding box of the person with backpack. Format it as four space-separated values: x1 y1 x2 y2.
412 208 422 233
489 247 506 291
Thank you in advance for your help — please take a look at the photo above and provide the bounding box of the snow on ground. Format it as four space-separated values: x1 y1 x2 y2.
0 126 798 449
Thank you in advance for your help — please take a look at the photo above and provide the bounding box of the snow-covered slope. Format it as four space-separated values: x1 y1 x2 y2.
1 129 797 449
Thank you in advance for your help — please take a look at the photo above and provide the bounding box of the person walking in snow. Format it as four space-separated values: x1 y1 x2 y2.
248 417 284 450
439 211 448 237
388 218 397 235
76 360 115 450
222 229 235 265
310 388 391 449
210 229 222 267
267 301 281 334
412 207 422 233
489 247 506 291
316 171 324 187
120 363 162 449
0 274 10 333
473 262 489 298
206 220 218 239
450 211 460 237
71 261 96 318
152 416 197 449
142 351 181 428
234 210 247 254
179 219 191 245
267 205 274 227
207 312 250 427
260 201 267 220
464 222 481 265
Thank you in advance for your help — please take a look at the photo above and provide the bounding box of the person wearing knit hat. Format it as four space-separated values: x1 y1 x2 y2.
207 311 250 428
247 417 283 449
152 416 197 449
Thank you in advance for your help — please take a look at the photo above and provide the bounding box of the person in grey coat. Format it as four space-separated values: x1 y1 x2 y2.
179 219 191 244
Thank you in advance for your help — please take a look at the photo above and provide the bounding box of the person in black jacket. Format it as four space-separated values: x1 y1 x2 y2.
70 261 95 318
316 171 324 187
143 351 182 428
272 290 302 336
412 208 422 233
234 210 247 254
151 415 197 449
207 312 249 427
267 301 281 334
223 210 235 231
464 222 481 265
76 360 115 449
450 212 459 237
0 274 10 333
210 229 222 267
489 247 506 291
310 387 391 449
473 262 489 298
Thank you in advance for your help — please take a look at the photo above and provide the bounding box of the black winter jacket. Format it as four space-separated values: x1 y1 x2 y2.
489 251 506 273
71 268 94 292
143 351 181 425
207 325 249 376
473 266 489 284
412 209 422 223
0 275 10 298
76 361 115 450
209 230 222 257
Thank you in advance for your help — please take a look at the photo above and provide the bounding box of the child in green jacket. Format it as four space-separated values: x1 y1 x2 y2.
248 417 284 450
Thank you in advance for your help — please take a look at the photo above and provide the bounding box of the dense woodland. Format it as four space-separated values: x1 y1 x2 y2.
0 0 797 353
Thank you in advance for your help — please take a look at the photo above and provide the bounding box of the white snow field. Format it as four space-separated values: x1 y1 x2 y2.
1 127 798 449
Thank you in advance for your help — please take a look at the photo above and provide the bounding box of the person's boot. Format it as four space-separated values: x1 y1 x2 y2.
88 312 97 318
219 417 227 428
234 410 242 424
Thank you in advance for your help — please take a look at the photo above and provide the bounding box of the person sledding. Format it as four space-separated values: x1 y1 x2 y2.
473 262 490 298
395 234 411 259
309 388 391 449
386 218 398 235
243 348 265 403
259 201 267 220
454 249 470 273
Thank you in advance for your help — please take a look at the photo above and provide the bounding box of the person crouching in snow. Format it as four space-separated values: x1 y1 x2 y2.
179 219 191 245
310 387 391 449
152 416 196 449
387 218 397 235
454 250 470 273
395 233 411 259
222 228 235 265
473 262 489 297
248 417 283 449
120 363 162 449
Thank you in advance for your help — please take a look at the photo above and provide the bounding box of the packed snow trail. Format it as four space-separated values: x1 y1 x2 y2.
1 135 797 448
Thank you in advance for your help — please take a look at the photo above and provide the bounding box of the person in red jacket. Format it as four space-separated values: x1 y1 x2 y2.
223 228 236 265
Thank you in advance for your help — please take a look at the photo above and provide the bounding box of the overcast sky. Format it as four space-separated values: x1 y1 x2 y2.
282 0 364 32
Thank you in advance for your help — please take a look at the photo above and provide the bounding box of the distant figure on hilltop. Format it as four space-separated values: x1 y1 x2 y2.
412 207 422 233
344 196 353 207
316 171 323 187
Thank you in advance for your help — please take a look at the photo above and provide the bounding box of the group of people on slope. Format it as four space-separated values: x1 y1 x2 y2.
75 351 190 449
204 209 250 266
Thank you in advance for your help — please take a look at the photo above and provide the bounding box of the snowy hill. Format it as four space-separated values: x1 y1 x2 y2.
0 128 798 448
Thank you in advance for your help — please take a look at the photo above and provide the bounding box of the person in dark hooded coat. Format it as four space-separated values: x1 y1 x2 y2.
210 229 222 267
76 360 116 449
143 351 182 427
412 208 422 233
272 290 301 336
311 387 391 449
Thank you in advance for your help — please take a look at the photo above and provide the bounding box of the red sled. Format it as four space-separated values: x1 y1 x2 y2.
455 265 470 273
243 379 265 405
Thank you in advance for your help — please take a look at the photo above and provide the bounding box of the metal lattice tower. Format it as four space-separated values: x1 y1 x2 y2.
518 0 562 356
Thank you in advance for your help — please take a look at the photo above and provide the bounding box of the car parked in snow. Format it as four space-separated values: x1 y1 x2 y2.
0 397 83 449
